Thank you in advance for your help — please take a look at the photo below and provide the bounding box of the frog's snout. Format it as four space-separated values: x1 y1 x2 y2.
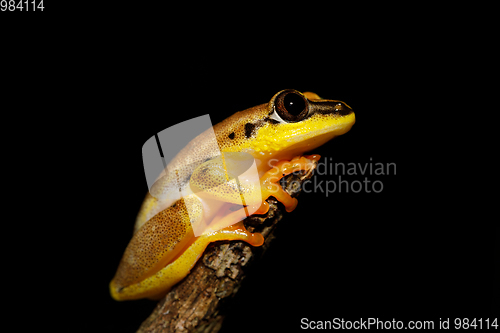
308 99 353 117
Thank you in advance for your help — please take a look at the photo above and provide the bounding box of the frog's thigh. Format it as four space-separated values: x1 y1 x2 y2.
120 221 264 300
110 195 204 301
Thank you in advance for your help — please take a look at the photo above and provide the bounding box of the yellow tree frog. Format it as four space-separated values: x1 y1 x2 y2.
110 89 355 300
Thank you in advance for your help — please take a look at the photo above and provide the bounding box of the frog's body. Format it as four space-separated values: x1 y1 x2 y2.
110 90 355 300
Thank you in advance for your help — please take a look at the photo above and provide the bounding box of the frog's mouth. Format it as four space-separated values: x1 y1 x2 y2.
249 110 355 164
271 111 355 150
277 118 355 160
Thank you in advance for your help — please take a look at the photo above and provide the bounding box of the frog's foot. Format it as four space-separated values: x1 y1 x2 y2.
260 154 321 213
197 205 264 246
202 218 265 247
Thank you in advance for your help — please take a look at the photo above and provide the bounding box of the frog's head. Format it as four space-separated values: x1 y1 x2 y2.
242 89 355 160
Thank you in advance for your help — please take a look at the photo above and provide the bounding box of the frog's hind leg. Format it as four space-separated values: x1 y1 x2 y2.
137 221 264 300
159 154 320 300
145 220 264 301
260 154 321 213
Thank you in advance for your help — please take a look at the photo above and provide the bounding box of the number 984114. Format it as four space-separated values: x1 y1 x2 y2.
1 0 44 11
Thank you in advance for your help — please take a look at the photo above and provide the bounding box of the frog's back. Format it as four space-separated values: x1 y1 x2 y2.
134 103 269 233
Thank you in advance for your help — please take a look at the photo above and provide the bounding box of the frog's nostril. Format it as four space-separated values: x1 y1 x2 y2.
335 102 353 116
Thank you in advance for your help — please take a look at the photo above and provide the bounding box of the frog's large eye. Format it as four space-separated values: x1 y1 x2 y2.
274 90 309 122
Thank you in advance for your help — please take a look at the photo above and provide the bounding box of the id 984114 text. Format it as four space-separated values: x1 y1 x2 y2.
1 0 44 11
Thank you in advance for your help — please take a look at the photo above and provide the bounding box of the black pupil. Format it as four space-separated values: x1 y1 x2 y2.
283 93 305 115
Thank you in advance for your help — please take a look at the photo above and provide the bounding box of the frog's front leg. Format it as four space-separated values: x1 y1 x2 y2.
259 154 321 213
210 154 321 233
191 153 320 239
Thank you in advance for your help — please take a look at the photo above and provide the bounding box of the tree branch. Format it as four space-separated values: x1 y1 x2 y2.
137 162 318 333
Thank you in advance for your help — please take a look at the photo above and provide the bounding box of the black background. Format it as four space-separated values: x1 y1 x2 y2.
4 9 497 332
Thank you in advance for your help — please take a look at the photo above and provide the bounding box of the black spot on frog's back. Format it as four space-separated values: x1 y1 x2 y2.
244 123 256 138
228 132 235 140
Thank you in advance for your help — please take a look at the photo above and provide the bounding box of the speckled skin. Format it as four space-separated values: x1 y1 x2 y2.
110 90 355 300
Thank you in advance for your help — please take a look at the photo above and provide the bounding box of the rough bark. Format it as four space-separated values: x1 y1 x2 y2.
137 162 318 333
